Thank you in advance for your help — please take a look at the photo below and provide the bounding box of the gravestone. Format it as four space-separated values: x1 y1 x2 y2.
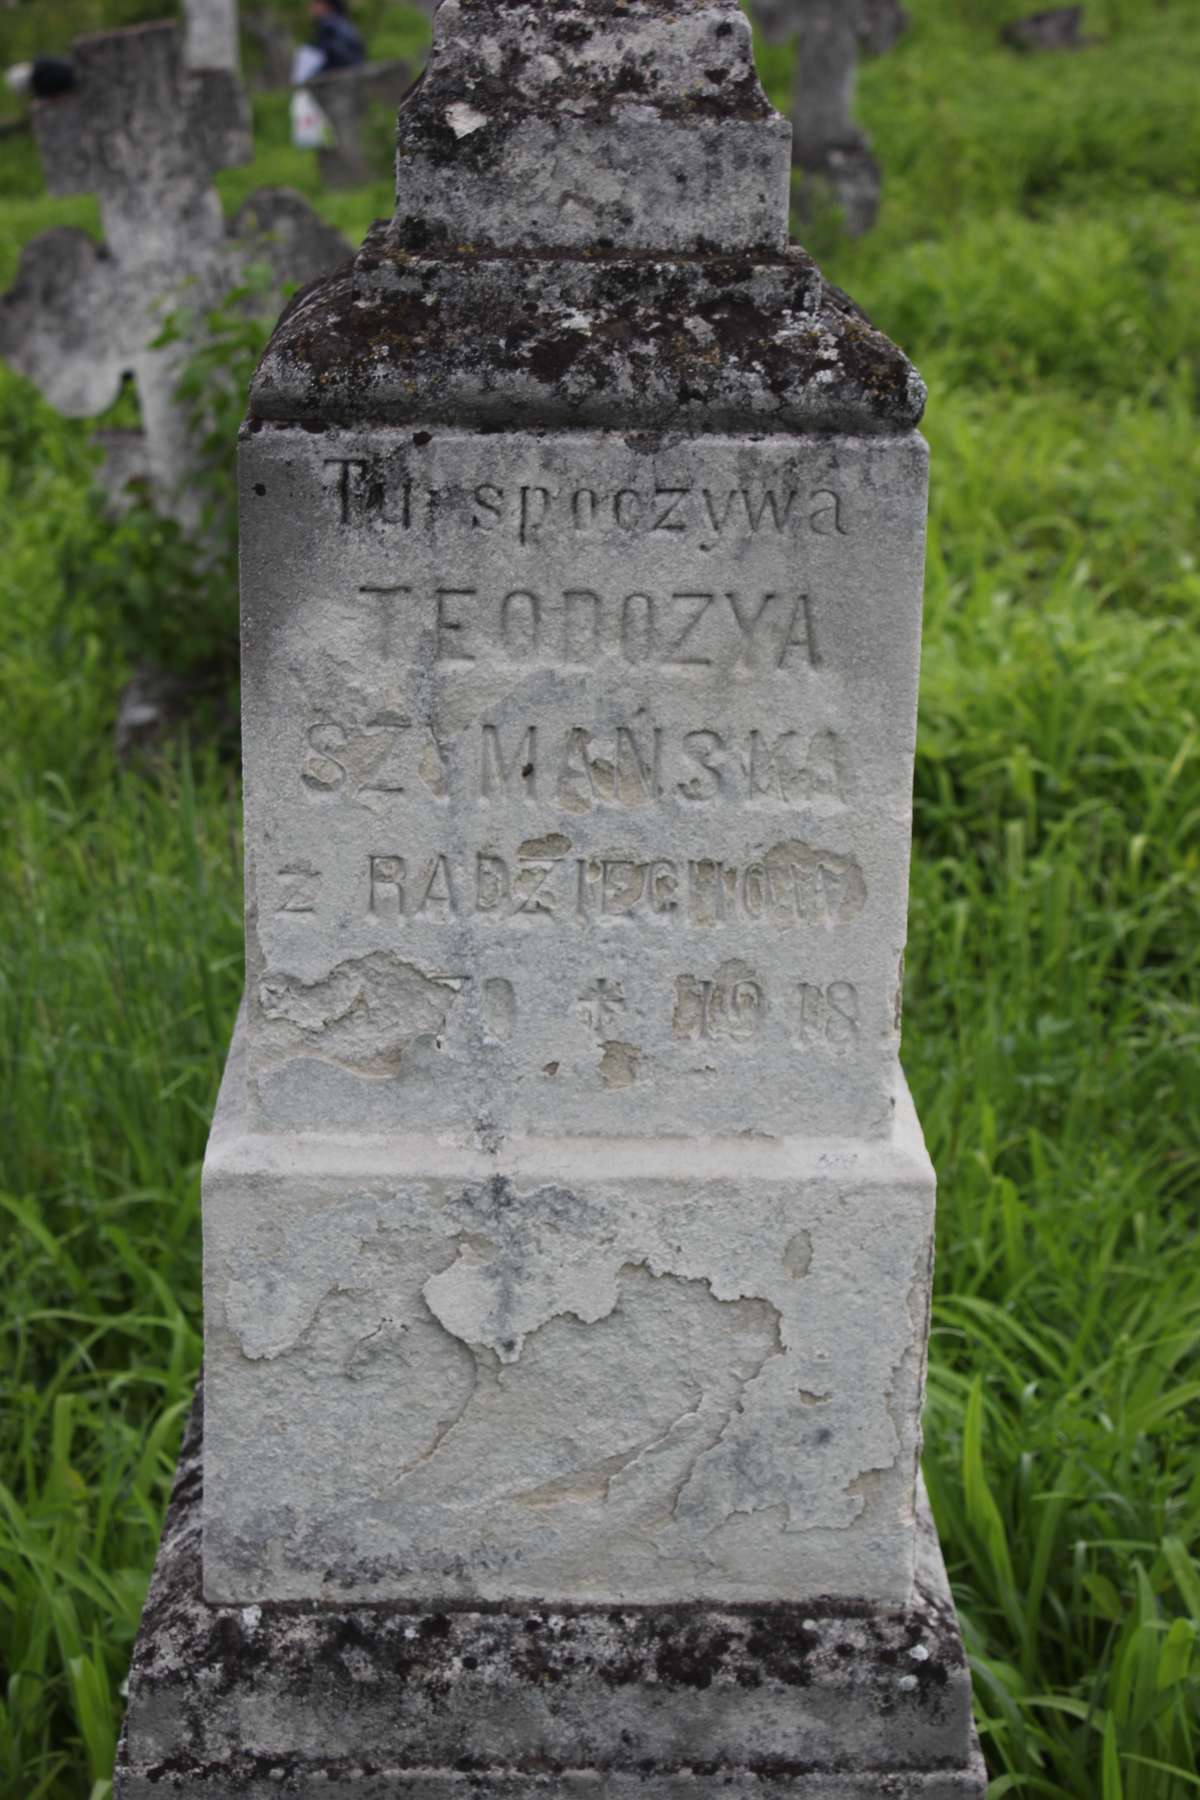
754 0 908 236
245 8 295 89
115 3 986 1796
312 59 414 190
0 21 349 525
1002 6 1091 51
184 0 241 73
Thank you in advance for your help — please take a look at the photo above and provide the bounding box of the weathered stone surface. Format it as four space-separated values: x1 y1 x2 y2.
0 22 349 525
184 0 241 73
239 424 925 1141
202 1014 934 1604
250 235 925 434
115 1387 986 1796
388 0 792 256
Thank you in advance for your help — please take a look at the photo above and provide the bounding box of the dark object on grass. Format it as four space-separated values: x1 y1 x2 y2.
31 55 79 97
5 55 78 99
116 660 237 765
1002 7 1091 51
855 0 909 58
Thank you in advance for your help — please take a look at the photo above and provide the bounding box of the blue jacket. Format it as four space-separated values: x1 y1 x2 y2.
316 14 366 71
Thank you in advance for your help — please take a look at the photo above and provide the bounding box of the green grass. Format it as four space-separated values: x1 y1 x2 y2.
2 0 1199 1795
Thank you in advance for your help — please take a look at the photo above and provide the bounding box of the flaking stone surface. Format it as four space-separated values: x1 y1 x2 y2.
116 1387 986 1797
203 1016 935 1606
387 0 791 256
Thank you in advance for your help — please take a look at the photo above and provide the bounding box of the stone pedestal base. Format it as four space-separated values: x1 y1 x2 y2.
115 1393 985 1798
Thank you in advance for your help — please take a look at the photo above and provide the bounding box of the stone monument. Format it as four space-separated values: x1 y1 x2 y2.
184 0 241 74
754 0 908 236
0 21 349 525
115 2 986 1793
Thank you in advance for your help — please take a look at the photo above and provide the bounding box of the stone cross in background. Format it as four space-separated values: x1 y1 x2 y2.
755 0 908 235
115 2 984 1794
0 21 348 525
183 0 241 73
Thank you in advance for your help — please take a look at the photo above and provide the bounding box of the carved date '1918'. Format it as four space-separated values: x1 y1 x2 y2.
674 970 860 1047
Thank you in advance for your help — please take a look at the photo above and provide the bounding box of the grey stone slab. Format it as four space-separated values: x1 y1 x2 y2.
203 1012 935 1606
115 1386 985 1797
238 424 926 1143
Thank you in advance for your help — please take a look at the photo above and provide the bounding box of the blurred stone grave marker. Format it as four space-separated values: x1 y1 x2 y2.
754 0 908 235
244 8 296 88
0 20 349 526
184 0 241 72
1002 6 1092 51
312 58 414 189
113 3 985 1796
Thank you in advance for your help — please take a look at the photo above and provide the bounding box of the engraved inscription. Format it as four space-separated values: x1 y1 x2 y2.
299 718 849 812
275 864 321 914
324 460 849 542
364 840 865 928
674 962 767 1043
792 981 861 1046
416 588 820 673
482 724 537 798
302 719 448 805
577 978 626 1036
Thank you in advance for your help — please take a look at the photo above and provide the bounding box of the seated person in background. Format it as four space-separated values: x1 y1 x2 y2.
310 0 367 72
6 56 77 99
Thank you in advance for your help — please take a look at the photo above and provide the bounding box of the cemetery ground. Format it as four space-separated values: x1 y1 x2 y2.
0 0 1198 1793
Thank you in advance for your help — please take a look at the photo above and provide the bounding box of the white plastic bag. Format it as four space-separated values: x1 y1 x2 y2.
291 44 326 86
290 86 332 150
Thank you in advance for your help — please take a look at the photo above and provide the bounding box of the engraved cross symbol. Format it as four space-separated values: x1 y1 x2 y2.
577 979 626 1036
